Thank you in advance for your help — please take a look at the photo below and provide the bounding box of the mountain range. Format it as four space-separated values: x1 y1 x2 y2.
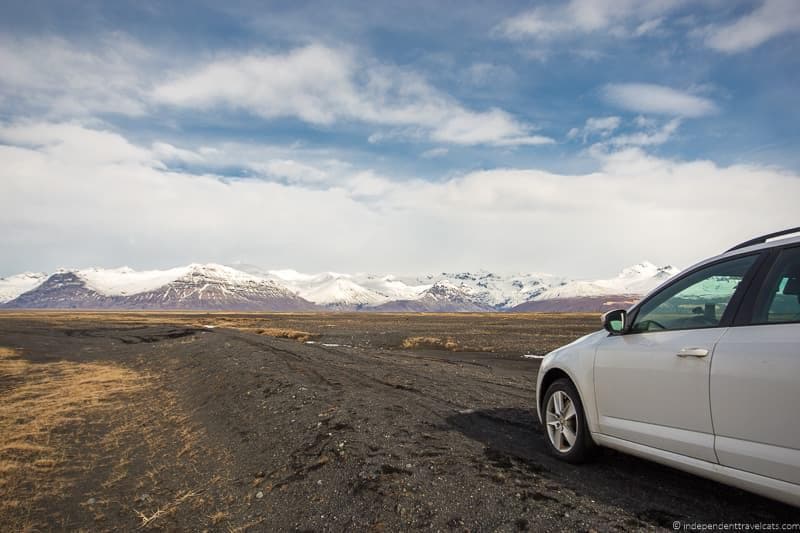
0 262 679 312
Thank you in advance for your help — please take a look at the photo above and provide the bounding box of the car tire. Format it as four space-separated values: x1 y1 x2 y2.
542 378 596 463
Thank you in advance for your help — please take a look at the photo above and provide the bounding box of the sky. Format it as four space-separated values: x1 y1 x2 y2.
1 0 799 278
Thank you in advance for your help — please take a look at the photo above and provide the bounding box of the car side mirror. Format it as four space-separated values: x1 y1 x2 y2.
602 309 627 335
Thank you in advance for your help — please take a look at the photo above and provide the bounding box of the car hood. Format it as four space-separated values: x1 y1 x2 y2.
545 329 607 360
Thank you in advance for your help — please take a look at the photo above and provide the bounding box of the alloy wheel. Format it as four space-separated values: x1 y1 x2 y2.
545 390 578 453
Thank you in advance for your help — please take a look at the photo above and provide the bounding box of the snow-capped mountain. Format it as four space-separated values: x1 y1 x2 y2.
0 272 49 303
3 264 317 311
1 261 679 312
246 268 430 309
407 270 560 309
372 280 491 312
511 262 680 312
535 262 679 300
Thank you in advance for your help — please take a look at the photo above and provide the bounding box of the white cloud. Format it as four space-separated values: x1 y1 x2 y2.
634 17 665 36
605 117 682 148
634 115 658 128
152 45 550 147
421 147 449 158
591 118 681 155
151 142 206 165
464 63 516 86
568 116 621 142
705 0 800 53
1 121 798 277
0 35 152 117
496 0 684 40
0 37 549 149
0 121 152 165
254 159 330 184
602 83 717 117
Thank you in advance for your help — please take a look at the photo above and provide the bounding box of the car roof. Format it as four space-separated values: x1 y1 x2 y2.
688 232 800 274
721 232 800 256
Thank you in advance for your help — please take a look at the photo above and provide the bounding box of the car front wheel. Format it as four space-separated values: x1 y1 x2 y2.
542 378 595 463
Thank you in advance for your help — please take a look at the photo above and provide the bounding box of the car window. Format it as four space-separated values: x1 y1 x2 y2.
631 255 757 333
751 247 800 325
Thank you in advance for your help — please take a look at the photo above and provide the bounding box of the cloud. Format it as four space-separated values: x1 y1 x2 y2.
254 159 330 184
1 121 797 277
421 147 449 158
152 45 550 147
596 117 682 149
151 142 206 165
615 117 681 146
0 35 152 117
0 37 549 148
0 121 152 165
496 0 684 40
568 116 621 142
602 83 717 117
705 0 800 53
464 63 516 87
634 17 665 36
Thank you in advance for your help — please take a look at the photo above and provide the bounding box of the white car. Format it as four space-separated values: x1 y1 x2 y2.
537 227 800 507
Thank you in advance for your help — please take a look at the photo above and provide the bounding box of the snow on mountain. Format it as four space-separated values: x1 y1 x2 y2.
296 277 387 308
118 264 316 310
76 266 189 296
0 272 48 303
410 270 560 309
263 270 429 308
7 271 114 308
3 264 318 310
351 274 430 302
372 280 491 312
1 261 679 311
535 261 679 300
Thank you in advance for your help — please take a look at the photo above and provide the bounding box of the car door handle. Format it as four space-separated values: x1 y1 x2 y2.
676 347 710 358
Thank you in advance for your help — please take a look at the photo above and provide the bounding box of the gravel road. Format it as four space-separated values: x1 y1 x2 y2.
0 314 795 531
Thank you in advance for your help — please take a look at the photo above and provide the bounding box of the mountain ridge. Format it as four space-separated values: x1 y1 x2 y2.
0 261 679 312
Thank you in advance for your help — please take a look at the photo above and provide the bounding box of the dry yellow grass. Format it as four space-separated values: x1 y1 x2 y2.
0 343 225 530
401 336 460 351
0 346 146 529
209 509 229 525
254 327 315 343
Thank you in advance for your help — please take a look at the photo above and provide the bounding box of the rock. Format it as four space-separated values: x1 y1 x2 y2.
255 491 264 499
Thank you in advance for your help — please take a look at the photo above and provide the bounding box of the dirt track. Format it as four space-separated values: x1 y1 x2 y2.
0 313 796 531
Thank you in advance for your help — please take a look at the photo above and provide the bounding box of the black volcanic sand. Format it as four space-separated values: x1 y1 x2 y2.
0 313 795 531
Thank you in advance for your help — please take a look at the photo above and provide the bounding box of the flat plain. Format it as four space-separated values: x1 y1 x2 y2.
0 312 795 531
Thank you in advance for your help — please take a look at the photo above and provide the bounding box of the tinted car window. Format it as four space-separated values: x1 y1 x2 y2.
751 247 800 324
631 255 757 333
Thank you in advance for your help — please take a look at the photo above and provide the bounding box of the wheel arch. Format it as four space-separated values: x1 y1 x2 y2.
538 367 574 414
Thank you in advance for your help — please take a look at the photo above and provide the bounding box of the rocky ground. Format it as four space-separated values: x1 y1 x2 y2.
0 312 795 531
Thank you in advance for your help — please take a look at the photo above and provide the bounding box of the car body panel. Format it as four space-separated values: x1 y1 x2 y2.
594 328 725 463
536 330 606 432
711 324 800 485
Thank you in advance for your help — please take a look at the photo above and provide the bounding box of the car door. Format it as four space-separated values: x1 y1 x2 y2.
711 245 800 484
594 254 761 463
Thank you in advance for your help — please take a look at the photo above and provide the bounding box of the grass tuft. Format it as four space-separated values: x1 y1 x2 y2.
401 336 459 351
255 328 315 343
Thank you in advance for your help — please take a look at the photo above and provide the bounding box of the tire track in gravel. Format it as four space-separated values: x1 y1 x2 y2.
1 317 795 532
214 328 798 530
